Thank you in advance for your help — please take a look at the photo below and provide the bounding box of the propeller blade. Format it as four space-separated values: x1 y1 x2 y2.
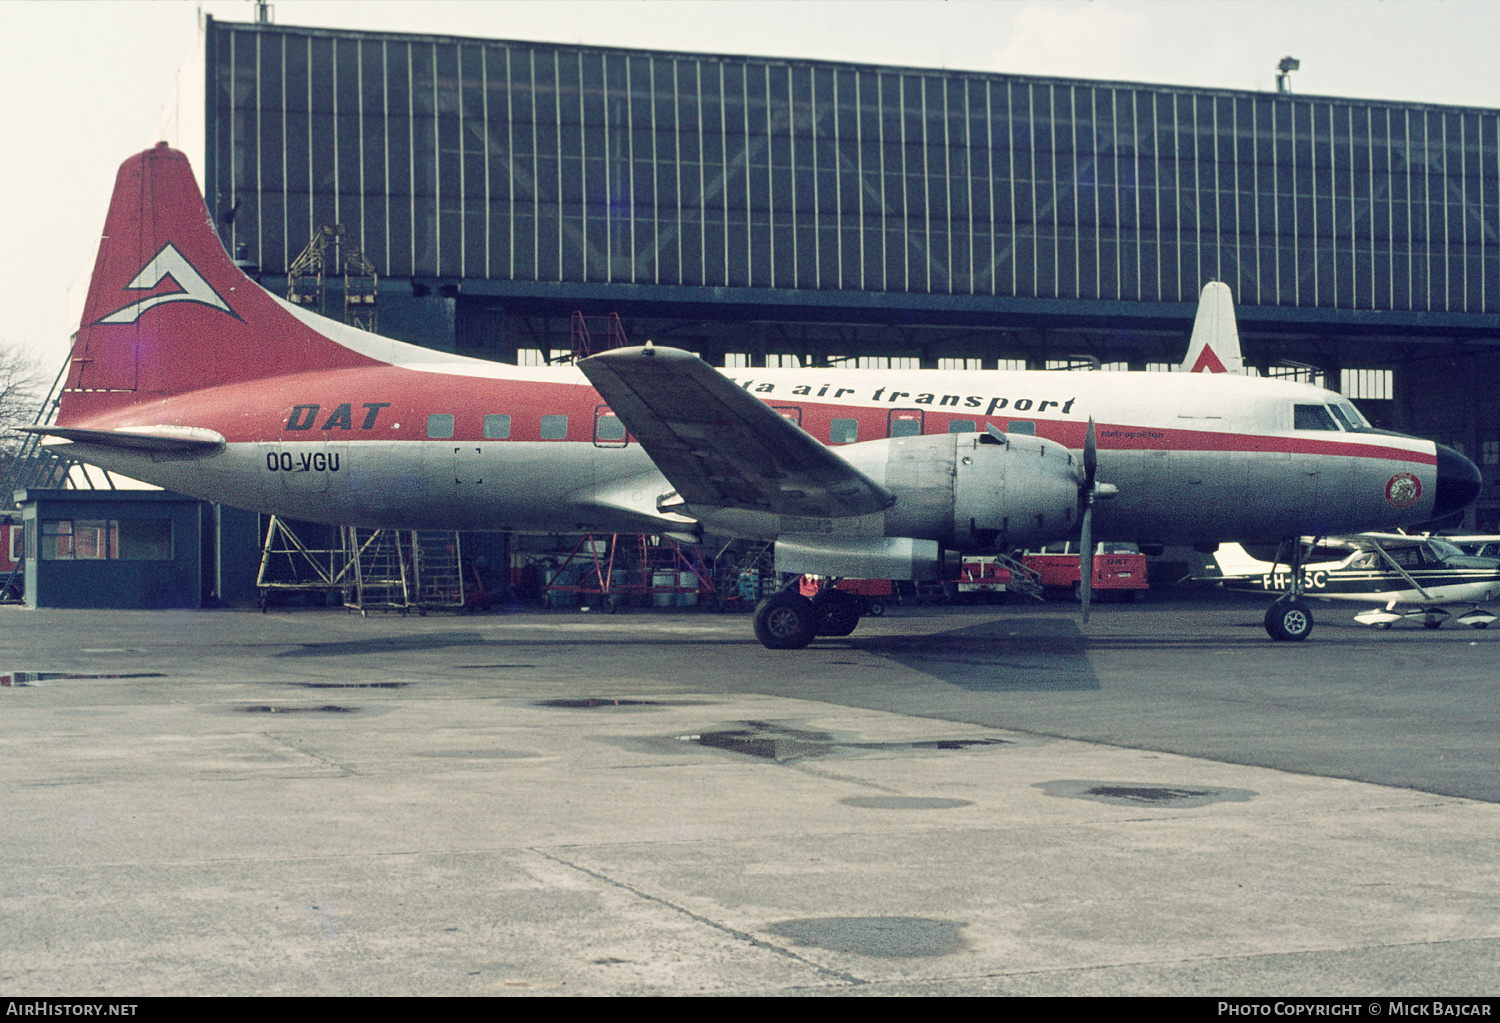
1079 416 1099 625
1083 415 1098 489
1080 504 1093 624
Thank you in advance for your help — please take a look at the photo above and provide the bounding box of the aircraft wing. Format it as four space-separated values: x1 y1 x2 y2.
579 345 894 519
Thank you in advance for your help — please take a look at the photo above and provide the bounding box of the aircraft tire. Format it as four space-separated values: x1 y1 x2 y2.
753 593 817 649
1423 618 1443 630
1265 600 1314 642
812 589 861 637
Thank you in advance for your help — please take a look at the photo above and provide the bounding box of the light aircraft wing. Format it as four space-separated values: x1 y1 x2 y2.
579 345 894 519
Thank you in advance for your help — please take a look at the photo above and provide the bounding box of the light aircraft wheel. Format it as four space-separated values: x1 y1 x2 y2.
1472 622 1490 630
812 589 861 637
1423 618 1443 630
1265 600 1313 642
867 600 886 617
753 593 817 649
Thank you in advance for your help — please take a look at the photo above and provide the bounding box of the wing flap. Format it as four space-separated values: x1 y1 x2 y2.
579 345 893 519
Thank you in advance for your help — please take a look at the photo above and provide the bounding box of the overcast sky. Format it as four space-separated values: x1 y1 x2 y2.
5 0 1500 370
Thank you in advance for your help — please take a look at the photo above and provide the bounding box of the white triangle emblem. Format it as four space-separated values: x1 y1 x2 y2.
97 243 234 324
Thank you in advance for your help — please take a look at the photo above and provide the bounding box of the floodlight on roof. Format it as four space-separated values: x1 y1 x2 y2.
1275 56 1301 93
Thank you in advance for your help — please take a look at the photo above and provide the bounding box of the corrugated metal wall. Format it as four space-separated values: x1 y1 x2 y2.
205 19 1500 317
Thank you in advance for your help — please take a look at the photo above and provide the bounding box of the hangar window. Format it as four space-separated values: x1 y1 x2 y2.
40 520 172 561
1006 421 1036 436
483 415 511 440
947 420 976 433
426 414 455 439
1294 405 1339 431
42 520 106 560
830 419 858 444
540 415 569 440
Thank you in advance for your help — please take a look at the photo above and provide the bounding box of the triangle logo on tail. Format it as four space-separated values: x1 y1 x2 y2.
95 243 240 325
1189 345 1229 374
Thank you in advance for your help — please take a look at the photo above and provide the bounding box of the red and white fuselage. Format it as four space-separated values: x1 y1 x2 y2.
38 145 1480 561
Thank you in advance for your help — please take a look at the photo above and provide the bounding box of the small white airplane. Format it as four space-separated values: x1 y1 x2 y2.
1194 535 1500 630
23 144 1484 646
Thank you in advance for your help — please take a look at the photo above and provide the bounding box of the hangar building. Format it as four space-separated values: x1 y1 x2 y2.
149 14 1500 533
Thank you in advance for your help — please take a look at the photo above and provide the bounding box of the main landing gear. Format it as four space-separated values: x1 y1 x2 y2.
1264 536 1316 642
752 584 867 649
1264 598 1314 641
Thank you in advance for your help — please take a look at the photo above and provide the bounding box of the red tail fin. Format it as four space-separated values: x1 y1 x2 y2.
61 143 378 425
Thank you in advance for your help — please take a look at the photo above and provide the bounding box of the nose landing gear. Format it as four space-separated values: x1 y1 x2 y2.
1264 537 1317 642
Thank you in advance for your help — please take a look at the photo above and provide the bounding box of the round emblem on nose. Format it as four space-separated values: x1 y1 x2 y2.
1385 471 1422 509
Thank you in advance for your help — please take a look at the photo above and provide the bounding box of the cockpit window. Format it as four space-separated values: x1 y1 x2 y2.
1328 402 1372 432
1426 539 1463 561
1327 405 1356 431
1294 404 1340 431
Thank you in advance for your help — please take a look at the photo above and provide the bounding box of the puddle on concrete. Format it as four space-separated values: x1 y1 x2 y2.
454 664 539 670
1037 780 1257 808
671 720 1013 764
841 796 973 810
765 917 966 958
238 704 360 715
288 682 410 689
537 698 665 710
2 671 167 687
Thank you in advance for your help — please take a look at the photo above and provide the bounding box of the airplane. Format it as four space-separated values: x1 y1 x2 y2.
21 143 1484 647
1193 535 1500 630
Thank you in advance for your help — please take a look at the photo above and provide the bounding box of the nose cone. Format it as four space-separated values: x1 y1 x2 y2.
1432 444 1482 519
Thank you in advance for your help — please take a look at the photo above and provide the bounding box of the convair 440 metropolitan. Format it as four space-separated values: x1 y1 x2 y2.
28 144 1483 646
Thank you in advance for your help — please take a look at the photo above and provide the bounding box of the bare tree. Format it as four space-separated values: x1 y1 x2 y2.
0 343 47 458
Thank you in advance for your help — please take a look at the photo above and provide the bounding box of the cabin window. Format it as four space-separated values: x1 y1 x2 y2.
1006 421 1036 435
483 414 511 439
889 411 923 437
947 420 976 433
427 414 455 439
1294 404 1339 431
594 411 627 444
540 415 569 440
830 419 858 444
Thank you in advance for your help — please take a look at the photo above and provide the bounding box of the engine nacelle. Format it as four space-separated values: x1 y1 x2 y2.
774 536 958 581
842 430 1082 549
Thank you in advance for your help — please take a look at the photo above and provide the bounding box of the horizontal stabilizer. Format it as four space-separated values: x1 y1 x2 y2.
21 424 226 452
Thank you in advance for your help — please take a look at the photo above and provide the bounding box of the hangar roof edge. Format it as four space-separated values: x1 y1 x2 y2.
203 15 1500 118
